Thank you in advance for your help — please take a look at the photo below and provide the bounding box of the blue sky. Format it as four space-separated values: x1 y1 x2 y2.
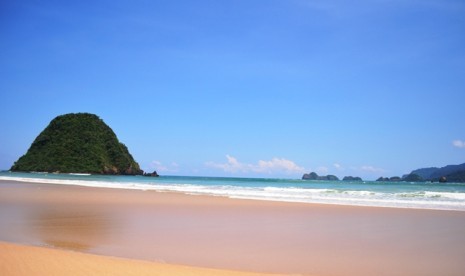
1 0 464 179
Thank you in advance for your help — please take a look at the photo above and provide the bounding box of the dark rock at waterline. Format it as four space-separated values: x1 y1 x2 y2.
143 171 159 177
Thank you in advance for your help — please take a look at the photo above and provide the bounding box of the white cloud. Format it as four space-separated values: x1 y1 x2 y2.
206 155 305 175
206 155 250 173
149 160 179 173
151 160 163 167
256 158 306 174
333 163 343 170
360 165 385 173
452 140 465 148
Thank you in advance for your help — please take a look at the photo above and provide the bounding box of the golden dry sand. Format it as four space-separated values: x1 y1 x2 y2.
0 242 289 276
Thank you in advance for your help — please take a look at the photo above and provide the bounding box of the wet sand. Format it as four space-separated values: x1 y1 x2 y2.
1 180 465 275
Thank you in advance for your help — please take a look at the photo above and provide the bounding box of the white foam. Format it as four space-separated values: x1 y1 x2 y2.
424 191 465 200
0 176 155 191
1 176 465 211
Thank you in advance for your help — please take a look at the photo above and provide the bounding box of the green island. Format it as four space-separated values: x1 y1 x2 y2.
11 113 143 175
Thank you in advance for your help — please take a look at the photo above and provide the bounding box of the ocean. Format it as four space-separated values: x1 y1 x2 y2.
1 171 465 211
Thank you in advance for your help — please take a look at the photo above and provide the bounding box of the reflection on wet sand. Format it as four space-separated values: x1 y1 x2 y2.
28 207 115 251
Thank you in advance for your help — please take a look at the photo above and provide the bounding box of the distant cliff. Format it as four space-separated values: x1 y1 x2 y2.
11 113 143 175
342 176 363 181
302 172 339 181
410 163 465 182
376 163 465 183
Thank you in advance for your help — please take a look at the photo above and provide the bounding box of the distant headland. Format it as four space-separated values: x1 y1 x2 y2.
377 163 465 183
303 163 465 183
302 172 363 181
10 113 144 175
302 172 340 181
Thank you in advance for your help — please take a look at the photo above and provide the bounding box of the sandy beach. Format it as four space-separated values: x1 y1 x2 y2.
0 241 284 276
1 180 465 276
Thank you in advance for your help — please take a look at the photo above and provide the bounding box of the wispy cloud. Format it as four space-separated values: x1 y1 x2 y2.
206 155 305 175
149 160 179 173
257 158 306 174
333 163 344 170
360 165 385 173
206 155 247 173
452 140 465 148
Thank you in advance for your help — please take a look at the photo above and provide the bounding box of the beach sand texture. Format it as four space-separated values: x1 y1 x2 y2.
1 180 465 276
0 241 285 276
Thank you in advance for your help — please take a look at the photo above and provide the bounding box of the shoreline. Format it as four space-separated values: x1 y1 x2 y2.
1 174 464 212
1 180 465 275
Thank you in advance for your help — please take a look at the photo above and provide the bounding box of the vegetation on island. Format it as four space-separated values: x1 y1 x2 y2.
303 162 465 183
377 163 465 183
410 163 465 182
11 113 143 175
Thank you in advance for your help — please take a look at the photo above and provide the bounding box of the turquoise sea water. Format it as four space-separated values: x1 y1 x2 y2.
1 171 465 211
